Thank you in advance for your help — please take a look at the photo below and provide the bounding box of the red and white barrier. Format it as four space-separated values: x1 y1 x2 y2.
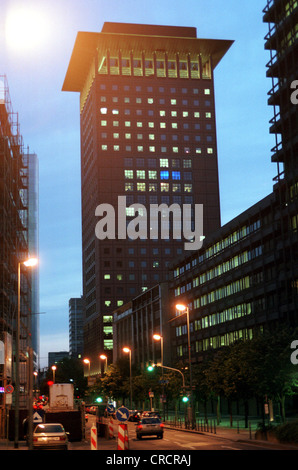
117 424 129 450
109 417 114 439
91 425 97 450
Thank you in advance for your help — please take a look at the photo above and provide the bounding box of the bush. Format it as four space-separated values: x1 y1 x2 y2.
273 421 298 443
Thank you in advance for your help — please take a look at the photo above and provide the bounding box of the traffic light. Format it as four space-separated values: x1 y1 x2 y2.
182 395 189 403
147 362 155 372
96 397 103 403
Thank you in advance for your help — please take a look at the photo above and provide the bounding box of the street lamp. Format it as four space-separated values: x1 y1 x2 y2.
153 334 165 418
123 347 132 409
175 303 194 428
83 358 90 377
15 257 38 449
51 365 57 383
100 354 107 374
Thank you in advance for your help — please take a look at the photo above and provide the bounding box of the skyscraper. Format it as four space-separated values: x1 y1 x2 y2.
63 23 232 373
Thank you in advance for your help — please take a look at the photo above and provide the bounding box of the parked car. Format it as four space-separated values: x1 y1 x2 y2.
32 423 69 450
136 417 164 439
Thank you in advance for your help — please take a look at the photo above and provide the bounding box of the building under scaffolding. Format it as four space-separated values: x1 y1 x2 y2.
0 76 35 437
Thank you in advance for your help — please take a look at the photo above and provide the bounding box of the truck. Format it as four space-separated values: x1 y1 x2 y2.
49 383 74 410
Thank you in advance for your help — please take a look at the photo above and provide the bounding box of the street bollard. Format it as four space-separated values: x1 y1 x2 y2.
91 425 97 450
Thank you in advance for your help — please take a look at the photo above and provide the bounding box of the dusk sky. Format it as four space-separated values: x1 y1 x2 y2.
0 0 276 368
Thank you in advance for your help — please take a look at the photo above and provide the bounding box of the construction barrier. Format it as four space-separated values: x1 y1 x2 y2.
91 425 97 450
109 417 114 439
117 424 129 450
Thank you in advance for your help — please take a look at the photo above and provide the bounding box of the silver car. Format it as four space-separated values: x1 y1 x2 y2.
32 423 69 450
136 417 164 439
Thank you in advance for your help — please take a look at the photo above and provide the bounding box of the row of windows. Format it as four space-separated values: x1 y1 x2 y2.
101 144 213 154
124 170 192 180
173 220 262 277
176 328 254 357
100 102 211 113
100 112 212 125
99 84 212 95
101 132 213 142
124 158 193 168
124 182 193 192
174 246 263 287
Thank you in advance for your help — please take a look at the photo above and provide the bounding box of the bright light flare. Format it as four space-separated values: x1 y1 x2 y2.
5 5 50 52
23 257 38 267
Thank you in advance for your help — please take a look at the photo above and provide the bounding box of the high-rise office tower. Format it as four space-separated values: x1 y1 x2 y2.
69 296 84 358
63 23 232 373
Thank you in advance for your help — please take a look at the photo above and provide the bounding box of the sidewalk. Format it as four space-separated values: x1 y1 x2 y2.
164 421 298 450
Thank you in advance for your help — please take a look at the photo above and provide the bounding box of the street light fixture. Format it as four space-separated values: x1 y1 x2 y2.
100 354 108 374
123 347 132 409
15 257 38 449
175 303 194 428
153 334 165 419
51 365 57 383
83 358 90 377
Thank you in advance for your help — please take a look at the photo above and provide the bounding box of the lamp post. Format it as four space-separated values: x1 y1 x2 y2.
83 358 90 377
153 334 164 419
51 365 57 383
14 257 38 449
123 347 132 409
99 354 107 374
175 303 194 428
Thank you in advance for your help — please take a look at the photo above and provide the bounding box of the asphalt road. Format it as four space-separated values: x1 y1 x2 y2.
69 415 286 451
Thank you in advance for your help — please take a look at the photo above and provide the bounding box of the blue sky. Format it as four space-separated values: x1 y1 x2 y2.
0 0 276 368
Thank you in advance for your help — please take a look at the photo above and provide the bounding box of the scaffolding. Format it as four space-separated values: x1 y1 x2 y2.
0 75 31 438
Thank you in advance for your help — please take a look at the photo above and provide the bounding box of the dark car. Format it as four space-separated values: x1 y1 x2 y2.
136 417 164 439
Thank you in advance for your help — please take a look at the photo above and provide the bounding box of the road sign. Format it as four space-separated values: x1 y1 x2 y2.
107 403 115 414
33 410 44 424
5 384 14 394
115 406 130 422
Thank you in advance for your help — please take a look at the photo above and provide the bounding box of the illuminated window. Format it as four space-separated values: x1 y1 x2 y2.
104 274 110 280
194 112 200 118
149 171 157 179
137 146 143 152
173 183 181 192
149 146 155 152
101 145 107 151
137 182 146 191
160 171 169 180
125 121 131 127
160 159 168 167
104 340 113 350
137 122 143 127
101 120 107 126
184 184 192 192
149 183 157 192
172 171 181 180
125 133 131 139
207 148 214 154
206 112 212 118
125 182 134 191
161 182 169 192
148 122 154 128
137 170 145 179
160 122 166 128
113 145 119 151
124 170 133 179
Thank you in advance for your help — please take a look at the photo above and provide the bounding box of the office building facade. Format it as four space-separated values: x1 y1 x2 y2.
63 23 232 373
169 0 298 365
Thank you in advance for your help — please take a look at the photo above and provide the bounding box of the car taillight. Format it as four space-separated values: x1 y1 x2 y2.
59 436 66 441
137 425 143 430
160 423 164 428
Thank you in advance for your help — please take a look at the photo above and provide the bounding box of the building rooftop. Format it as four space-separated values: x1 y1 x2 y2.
62 22 233 92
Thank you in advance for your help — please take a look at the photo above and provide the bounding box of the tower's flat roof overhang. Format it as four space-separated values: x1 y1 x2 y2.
62 23 233 92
